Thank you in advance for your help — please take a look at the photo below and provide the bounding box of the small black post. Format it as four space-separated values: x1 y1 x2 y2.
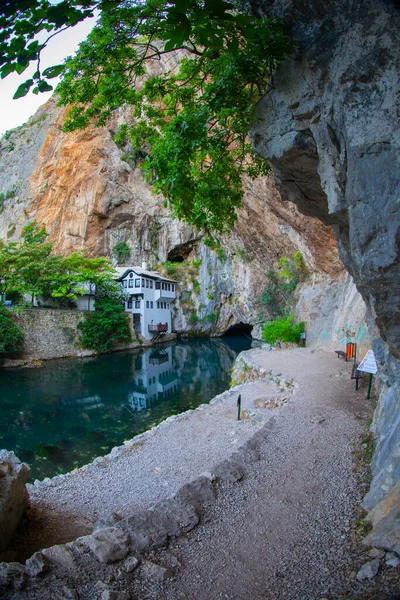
366 374 373 400
237 394 241 421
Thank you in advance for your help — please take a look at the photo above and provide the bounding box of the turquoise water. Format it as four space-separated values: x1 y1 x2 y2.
0 337 251 480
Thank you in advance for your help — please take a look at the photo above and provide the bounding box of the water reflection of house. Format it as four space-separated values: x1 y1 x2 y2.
127 347 178 412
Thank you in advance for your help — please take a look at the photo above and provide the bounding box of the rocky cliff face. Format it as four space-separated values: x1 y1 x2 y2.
250 0 399 540
0 95 366 345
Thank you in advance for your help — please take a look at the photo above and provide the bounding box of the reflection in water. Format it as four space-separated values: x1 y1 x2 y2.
0 337 251 480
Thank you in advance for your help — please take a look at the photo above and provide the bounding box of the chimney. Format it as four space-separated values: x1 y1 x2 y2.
142 261 147 270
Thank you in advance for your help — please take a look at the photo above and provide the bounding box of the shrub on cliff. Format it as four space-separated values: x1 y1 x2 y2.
261 316 304 346
257 252 308 321
0 306 24 360
78 284 131 352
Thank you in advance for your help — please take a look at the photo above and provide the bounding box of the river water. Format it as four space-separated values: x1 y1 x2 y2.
0 337 252 480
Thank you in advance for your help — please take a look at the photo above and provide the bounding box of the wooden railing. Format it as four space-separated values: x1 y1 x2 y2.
148 323 168 333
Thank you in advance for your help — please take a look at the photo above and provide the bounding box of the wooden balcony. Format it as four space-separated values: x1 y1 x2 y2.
148 323 168 333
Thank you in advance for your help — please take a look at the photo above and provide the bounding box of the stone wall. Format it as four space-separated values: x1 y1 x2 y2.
9 308 172 362
13 309 86 360
250 0 399 544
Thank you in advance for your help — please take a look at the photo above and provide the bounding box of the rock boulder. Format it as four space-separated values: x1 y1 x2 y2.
0 450 30 552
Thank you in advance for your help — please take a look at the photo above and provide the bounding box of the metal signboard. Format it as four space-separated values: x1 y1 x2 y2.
358 350 378 375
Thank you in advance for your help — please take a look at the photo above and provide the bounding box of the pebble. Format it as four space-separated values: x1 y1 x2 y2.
385 552 400 568
356 559 381 581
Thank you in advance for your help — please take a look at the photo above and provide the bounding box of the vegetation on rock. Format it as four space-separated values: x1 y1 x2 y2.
261 316 304 346
257 252 308 321
113 241 131 266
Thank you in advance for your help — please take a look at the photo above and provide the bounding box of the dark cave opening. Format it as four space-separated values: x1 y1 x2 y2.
167 240 198 263
223 322 253 337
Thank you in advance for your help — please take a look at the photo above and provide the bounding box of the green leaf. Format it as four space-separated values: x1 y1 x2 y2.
32 80 53 94
0 62 16 78
42 64 65 78
13 78 33 99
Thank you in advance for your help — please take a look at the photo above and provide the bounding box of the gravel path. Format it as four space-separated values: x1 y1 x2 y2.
12 363 289 560
9 347 395 600
131 349 378 600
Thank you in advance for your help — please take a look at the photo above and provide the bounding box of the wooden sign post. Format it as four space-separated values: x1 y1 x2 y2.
357 350 378 399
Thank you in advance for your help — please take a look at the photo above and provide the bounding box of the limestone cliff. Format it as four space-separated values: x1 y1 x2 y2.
250 0 399 547
0 95 367 347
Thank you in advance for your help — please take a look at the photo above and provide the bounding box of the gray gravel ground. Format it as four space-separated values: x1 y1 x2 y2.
130 348 377 600
12 367 287 559
7 348 400 599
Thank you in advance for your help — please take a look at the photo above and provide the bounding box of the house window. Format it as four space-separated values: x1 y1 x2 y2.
162 282 165 290
172 284 175 292
123 280 127 288
128 279 133 288
167 303 170 309
150 281 153 289
142 278 145 286
146 301 149 308
127 299 133 309
135 301 140 309
167 283 170 291
135 279 140 287
150 301 153 308
129 273 133 278
146 280 149 288
155 281 160 289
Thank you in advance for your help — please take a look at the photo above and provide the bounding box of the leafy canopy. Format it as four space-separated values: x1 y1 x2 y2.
0 221 117 303
0 0 292 234
57 0 291 233
0 0 99 97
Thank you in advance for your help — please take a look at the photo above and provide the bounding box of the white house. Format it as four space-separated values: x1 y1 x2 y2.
115 264 177 340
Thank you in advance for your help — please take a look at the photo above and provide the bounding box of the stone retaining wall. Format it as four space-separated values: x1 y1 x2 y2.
13 309 86 360
8 309 169 362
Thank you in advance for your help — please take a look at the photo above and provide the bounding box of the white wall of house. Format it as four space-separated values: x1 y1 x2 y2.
117 267 177 340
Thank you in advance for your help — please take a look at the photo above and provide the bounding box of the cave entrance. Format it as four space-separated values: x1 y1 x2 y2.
167 240 198 263
223 322 253 338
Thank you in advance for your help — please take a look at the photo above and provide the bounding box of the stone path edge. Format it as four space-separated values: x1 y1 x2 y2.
0 353 283 593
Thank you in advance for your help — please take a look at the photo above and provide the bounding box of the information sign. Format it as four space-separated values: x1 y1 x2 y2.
358 350 378 375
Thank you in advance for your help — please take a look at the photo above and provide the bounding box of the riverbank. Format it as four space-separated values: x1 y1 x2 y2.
2 348 399 599
3 307 179 368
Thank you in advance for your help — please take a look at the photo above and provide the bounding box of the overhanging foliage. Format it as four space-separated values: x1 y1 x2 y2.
1 0 292 234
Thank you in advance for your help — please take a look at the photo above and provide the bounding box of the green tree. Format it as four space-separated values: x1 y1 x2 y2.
1 1 292 234
78 282 132 351
0 222 117 304
0 306 24 360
